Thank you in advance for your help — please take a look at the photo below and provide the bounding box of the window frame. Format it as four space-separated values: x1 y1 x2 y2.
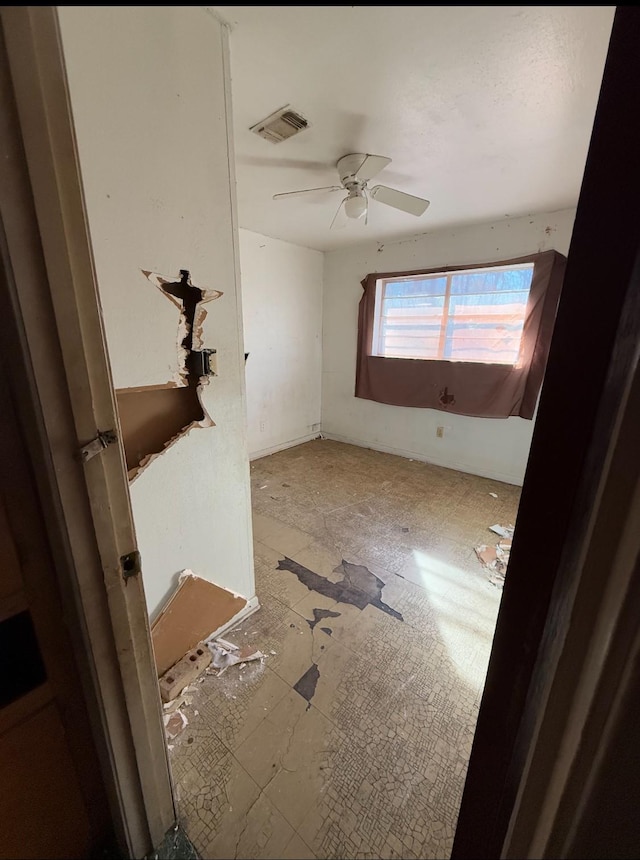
356 250 567 420
371 262 535 367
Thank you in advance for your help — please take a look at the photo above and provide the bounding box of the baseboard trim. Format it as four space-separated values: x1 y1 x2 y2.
249 432 321 461
321 432 524 486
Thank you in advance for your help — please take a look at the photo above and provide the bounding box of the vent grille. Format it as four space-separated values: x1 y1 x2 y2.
250 105 309 144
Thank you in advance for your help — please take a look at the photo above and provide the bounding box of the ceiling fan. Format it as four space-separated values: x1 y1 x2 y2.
272 153 430 229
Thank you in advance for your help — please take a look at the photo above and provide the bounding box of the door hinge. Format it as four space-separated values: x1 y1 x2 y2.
120 550 141 581
80 429 117 463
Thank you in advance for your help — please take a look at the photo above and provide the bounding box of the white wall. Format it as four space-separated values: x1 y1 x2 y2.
239 229 323 458
59 6 255 616
322 210 576 485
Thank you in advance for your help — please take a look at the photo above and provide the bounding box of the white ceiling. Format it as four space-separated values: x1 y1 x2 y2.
211 5 615 252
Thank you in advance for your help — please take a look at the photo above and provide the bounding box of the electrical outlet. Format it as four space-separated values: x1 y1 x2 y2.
436 426 444 438
259 420 266 433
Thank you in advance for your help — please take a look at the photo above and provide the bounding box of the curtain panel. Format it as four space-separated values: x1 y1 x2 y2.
355 249 566 419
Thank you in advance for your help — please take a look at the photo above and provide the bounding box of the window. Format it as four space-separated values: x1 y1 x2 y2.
356 251 566 419
372 263 534 366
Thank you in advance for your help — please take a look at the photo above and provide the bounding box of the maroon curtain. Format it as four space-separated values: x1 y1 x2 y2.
355 250 566 419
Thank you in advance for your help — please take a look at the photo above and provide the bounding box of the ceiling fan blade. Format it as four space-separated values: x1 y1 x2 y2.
356 154 392 182
273 185 343 200
369 184 430 216
330 197 349 230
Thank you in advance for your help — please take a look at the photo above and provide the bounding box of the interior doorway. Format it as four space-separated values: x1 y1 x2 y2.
5 6 636 856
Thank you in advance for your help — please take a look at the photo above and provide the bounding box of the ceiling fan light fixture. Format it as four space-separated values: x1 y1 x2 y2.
344 193 367 220
272 152 430 228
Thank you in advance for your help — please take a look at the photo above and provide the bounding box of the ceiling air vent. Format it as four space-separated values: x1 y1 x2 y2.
250 105 309 144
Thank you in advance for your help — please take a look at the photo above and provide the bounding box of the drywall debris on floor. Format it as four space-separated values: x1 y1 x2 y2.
160 636 264 705
154 575 263 739
163 693 191 714
489 523 515 539
207 640 265 676
475 524 514 587
159 634 268 744
153 571 263 738
163 709 188 741
152 571 248 677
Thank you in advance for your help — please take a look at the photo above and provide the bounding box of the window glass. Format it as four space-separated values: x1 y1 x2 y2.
375 265 534 364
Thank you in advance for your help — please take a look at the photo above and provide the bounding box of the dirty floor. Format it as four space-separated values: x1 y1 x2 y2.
169 439 520 859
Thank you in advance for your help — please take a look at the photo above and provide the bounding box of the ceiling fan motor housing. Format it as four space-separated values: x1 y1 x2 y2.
337 153 370 187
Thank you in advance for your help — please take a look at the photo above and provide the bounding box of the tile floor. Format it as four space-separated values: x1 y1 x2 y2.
169 440 520 859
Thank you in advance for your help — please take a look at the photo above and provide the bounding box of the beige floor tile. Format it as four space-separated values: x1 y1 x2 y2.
396 540 477 592
289 539 348 584
266 613 333 688
174 748 259 857
291 589 339 617
295 649 471 858
252 512 287 543
306 603 395 669
235 690 343 831
177 664 291 753
281 831 316 859
204 791 295 860
234 689 307 788
252 494 328 540
254 517 316 557
223 592 334 687
254 539 314 608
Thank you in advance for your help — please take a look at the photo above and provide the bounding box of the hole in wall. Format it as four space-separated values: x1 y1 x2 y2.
116 269 223 476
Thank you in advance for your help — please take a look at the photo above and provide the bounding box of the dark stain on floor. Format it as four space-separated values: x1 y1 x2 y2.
320 627 333 636
277 557 404 621
307 607 341 631
293 663 320 710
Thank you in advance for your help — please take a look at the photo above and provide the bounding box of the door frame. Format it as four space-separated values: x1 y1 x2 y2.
0 7 174 857
452 7 640 857
4 4 638 859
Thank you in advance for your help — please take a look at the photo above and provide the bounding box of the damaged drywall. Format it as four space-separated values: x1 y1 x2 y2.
116 269 223 478
58 5 256 619
151 570 249 677
144 268 222 383
277 557 404 621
